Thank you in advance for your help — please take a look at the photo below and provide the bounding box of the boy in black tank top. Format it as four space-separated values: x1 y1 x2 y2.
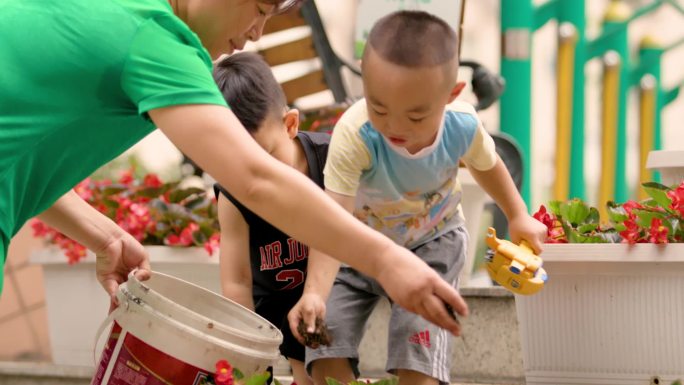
212 52 329 385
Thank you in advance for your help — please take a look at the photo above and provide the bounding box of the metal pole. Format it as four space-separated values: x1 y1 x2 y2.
602 0 631 202
599 51 620 221
636 36 664 185
500 0 534 207
557 0 587 200
553 23 577 201
639 75 657 199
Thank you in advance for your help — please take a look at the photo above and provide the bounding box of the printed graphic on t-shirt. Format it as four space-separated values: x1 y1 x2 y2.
354 172 462 248
259 237 308 290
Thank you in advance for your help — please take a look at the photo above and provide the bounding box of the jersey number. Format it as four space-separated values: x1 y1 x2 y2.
275 269 305 290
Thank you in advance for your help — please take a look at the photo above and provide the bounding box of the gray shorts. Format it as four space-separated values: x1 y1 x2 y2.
305 227 467 384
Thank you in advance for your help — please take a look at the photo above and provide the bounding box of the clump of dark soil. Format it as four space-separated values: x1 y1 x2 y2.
297 318 332 349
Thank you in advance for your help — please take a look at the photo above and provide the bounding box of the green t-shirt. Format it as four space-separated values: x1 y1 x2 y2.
0 0 227 292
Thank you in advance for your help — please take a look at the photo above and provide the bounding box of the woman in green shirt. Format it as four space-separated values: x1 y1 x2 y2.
0 0 465 335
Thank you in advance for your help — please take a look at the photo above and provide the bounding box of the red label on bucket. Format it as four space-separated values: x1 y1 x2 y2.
92 321 214 385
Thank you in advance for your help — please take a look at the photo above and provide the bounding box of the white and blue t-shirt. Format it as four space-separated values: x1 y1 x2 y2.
324 99 497 249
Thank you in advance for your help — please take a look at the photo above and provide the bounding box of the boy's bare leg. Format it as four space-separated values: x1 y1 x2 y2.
311 358 355 385
289 358 313 385
396 369 439 385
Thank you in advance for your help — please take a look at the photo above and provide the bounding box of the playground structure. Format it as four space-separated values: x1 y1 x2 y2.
500 0 684 213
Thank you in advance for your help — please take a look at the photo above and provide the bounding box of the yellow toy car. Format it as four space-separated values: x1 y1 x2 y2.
485 227 547 295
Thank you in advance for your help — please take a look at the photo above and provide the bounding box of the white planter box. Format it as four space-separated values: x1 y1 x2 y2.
31 246 220 367
647 150 684 186
515 243 684 385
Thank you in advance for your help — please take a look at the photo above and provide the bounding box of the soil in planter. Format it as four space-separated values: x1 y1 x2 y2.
297 318 332 349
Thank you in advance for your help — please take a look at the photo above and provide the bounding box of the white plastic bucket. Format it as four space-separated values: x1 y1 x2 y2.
91 271 283 385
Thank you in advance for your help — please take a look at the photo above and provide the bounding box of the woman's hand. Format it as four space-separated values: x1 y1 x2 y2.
375 245 467 336
94 230 151 312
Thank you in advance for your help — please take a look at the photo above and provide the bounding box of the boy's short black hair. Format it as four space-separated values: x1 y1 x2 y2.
366 10 459 68
213 52 286 133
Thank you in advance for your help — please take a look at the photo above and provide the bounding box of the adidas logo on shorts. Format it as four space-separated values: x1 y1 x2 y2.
408 330 431 348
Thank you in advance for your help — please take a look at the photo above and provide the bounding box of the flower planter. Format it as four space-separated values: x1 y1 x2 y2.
647 150 684 186
31 246 219 367
515 243 684 385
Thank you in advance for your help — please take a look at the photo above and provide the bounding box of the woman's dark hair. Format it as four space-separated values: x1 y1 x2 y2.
213 52 286 133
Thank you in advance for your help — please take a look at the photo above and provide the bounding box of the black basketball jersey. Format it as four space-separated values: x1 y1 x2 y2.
214 131 330 297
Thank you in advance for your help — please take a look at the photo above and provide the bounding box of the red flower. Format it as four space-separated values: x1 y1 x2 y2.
118 169 134 185
214 360 233 385
547 227 568 243
620 218 642 244
164 223 198 247
204 233 220 256
621 200 642 217
32 172 222 262
667 184 684 217
648 218 669 244
143 174 163 188
533 205 554 228
31 220 51 237
533 205 567 242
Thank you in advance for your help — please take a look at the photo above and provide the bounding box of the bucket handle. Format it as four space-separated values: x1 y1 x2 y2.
93 270 144 365
93 300 126 365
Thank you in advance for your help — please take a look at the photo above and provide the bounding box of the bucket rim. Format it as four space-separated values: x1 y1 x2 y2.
116 286 282 363
127 271 282 344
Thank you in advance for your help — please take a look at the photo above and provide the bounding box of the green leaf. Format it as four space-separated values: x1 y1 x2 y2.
671 380 682 385
606 201 629 224
642 182 672 209
273 378 283 385
136 185 172 199
232 367 244 380
641 182 672 207
548 200 562 216
169 187 205 204
192 229 208 245
101 184 128 196
560 199 590 226
148 199 169 213
632 208 667 229
573 233 610 243
101 199 120 209
185 196 210 210
244 372 271 385
577 223 598 234
325 378 346 385
586 207 601 224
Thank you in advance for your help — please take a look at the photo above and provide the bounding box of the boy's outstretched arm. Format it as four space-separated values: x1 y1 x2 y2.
287 190 351 344
150 105 466 335
217 194 255 310
466 155 547 252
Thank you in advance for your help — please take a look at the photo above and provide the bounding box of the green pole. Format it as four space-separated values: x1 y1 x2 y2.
602 1 631 202
500 0 534 207
558 0 586 200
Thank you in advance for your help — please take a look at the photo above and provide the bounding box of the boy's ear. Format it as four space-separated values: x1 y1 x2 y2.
283 108 300 139
447 81 467 104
